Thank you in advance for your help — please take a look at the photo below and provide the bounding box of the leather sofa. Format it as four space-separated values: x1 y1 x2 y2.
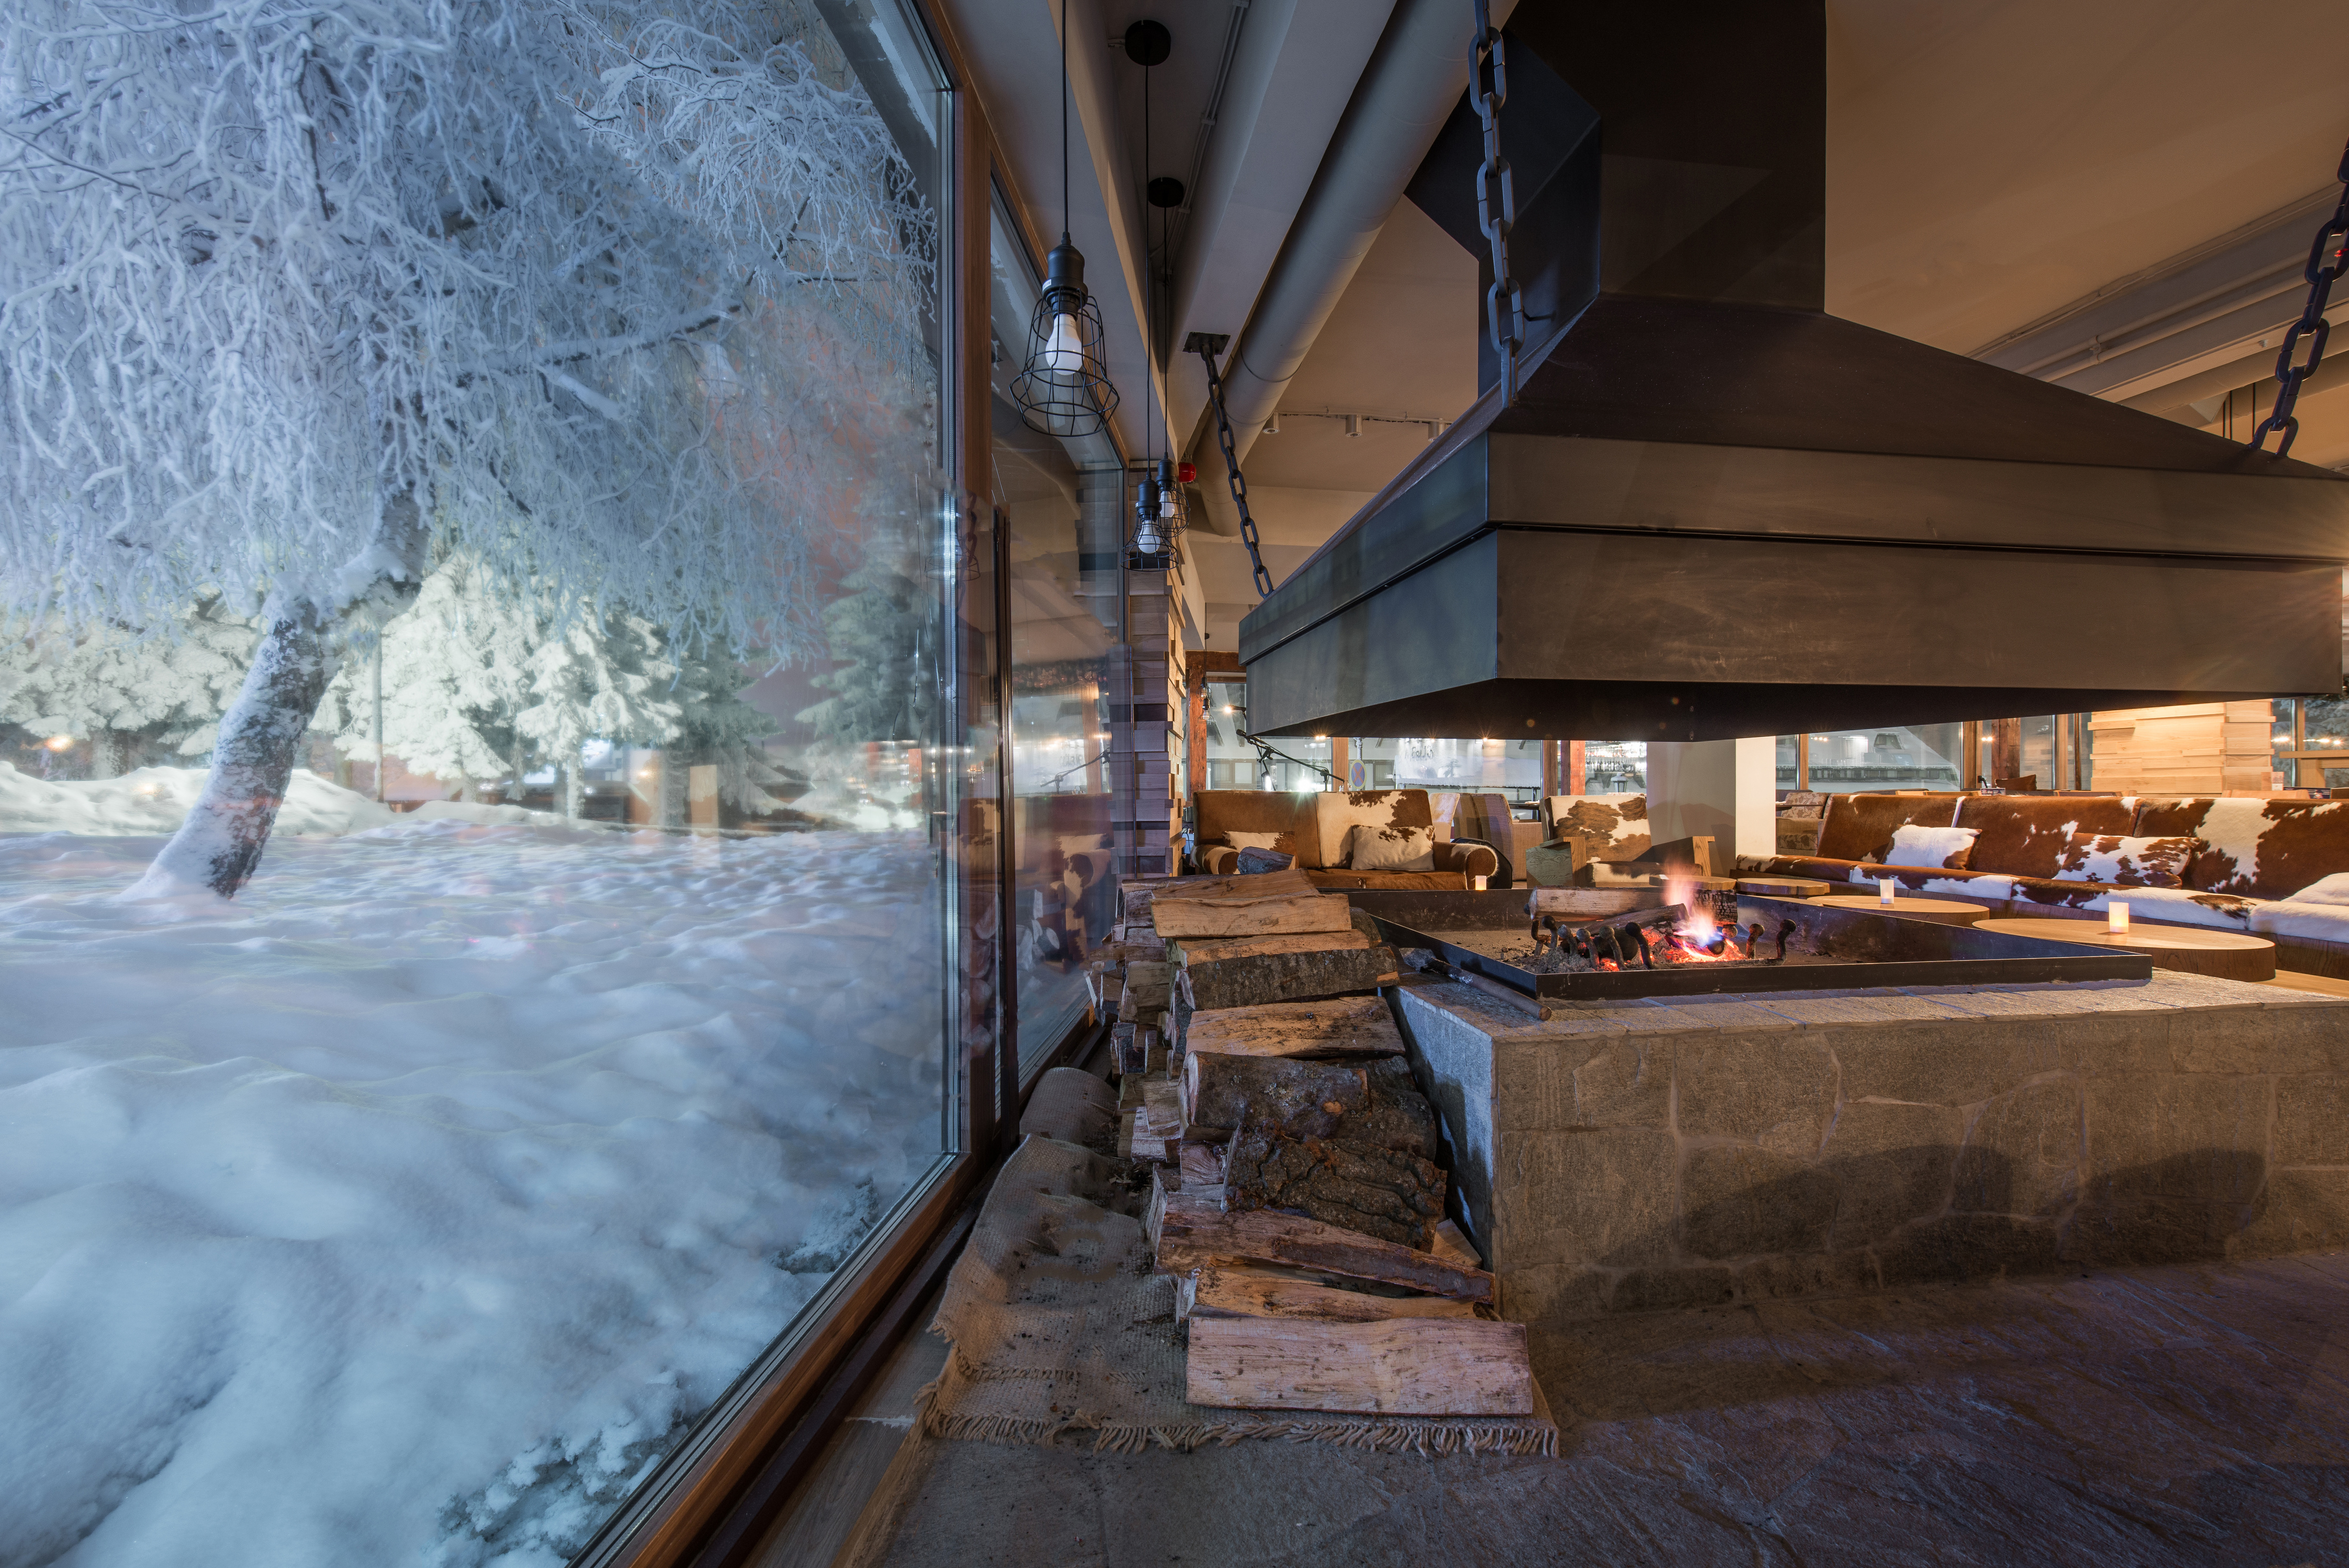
1748 791 2349 978
1192 788 1499 890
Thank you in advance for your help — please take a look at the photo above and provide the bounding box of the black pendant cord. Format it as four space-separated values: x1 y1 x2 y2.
1059 0 1069 242
2251 136 2349 459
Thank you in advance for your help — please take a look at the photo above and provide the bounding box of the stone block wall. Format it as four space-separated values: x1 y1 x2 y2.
1396 975 2349 1325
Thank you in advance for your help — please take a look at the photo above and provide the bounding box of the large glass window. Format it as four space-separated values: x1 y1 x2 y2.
988 194 1121 1068
1802 724 1965 790
2271 694 2349 788
0 2 956 1559
1351 737 1542 801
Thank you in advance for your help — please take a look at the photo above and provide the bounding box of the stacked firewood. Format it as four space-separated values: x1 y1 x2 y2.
1089 869 1534 1419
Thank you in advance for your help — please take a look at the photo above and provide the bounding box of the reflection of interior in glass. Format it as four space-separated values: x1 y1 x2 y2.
989 186 1122 1065
1802 724 1965 790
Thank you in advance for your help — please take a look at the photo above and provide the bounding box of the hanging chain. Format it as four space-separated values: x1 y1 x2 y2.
1471 0 1525 402
1190 335 1274 597
2252 138 2349 460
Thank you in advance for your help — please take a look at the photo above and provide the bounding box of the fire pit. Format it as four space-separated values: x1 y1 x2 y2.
1349 889 2150 1001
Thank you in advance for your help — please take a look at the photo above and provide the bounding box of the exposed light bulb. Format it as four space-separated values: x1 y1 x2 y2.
1134 516 1162 554
1158 490 1178 520
1043 313 1085 373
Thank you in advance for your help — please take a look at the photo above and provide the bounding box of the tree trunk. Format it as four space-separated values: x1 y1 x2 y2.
89 728 129 779
1184 1054 1436 1157
131 491 427 898
562 761 584 818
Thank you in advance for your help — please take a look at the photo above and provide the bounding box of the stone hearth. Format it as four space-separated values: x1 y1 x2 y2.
1395 974 2349 1324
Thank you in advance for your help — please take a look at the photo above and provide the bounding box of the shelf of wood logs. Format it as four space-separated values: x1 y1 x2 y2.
1082 866 1534 1419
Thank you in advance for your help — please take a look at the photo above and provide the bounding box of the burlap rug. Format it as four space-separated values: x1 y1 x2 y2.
915 1135 1558 1456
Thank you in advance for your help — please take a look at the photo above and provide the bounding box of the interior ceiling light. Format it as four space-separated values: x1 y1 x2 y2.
1011 0 1118 438
1129 18 1181 561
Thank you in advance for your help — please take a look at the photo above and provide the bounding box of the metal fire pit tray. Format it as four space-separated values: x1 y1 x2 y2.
1348 889 2152 1000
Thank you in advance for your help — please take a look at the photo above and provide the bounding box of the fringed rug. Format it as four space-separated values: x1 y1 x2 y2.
915 1135 1558 1457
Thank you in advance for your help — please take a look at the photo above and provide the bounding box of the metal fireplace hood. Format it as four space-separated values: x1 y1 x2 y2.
1238 5 2349 742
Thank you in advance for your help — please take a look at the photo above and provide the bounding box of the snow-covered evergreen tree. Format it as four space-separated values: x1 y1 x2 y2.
1 0 934 895
316 557 540 796
518 608 686 818
0 596 259 775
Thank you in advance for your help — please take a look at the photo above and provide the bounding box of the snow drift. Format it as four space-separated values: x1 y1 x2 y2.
0 821 944 1565
0 761 582 839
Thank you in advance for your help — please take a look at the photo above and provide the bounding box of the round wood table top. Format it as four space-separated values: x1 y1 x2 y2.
1972 916 2276 982
1737 876 1834 898
1817 894 1988 923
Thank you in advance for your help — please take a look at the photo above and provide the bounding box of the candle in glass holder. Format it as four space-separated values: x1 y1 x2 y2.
1473 874 1488 891
2108 902 2130 934
1878 878 1895 906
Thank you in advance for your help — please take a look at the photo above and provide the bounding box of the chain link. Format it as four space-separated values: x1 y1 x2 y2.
1471 0 1524 401
2253 138 2349 460
1192 338 1275 597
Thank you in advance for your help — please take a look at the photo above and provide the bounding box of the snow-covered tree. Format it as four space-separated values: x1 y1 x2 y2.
316 555 539 795
0 0 934 895
0 595 259 775
518 606 684 817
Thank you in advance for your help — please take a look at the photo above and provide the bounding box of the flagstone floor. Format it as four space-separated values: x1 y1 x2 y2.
824 1252 2349 1567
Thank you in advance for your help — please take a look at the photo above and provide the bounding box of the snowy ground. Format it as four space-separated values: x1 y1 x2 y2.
0 787 946 1566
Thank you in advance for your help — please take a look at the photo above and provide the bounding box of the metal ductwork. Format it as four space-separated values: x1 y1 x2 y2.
1238 2 2349 741
1186 0 1515 536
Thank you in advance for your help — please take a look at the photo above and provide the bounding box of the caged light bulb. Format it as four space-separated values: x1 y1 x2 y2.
1044 313 1086 373
1134 516 1163 554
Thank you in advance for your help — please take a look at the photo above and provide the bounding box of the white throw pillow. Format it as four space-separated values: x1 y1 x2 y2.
1879 824 1979 869
1350 824 1436 872
1221 830 1286 852
2285 870 2349 906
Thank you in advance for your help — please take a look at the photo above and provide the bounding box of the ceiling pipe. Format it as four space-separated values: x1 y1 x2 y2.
1187 0 1517 539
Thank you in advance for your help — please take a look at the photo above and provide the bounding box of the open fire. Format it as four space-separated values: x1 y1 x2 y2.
1526 899 1800 974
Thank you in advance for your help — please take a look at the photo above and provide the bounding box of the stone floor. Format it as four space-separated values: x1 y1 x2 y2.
838 1252 2349 1567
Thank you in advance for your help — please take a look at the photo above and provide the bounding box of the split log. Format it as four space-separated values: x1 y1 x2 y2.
1179 944 1402 1013
1429 1220 1482 1271
1151 868 1319 903
1178 1142 1226 1189
1121 961 1173 1014
1151 893 1355 940
1181 1054 1436 1157
1111 1021 1145 1077
1139 1079 1184 1138
1181 1264 1481 1324
1185 1317 1533 1416
1174 930 1371 966
1182 995 1404 1060
1149 1188 1495 1303
1222 1128 1448 1249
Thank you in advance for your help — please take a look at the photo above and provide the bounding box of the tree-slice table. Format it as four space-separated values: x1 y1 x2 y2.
1971 918 2276 982
1817 895 1989 925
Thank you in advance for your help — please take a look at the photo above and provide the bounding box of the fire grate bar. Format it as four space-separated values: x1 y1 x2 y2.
1351 891 2151 1000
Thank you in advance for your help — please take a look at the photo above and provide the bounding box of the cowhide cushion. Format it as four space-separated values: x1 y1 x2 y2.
2051 832 2194 888
1350 824 1436 872
1220 830 1287 853
1953 794 2136 879
1880 824 1979 869
1814 793 1963 864
1543 793 1651 862
2132 797 2349 899
1191 790 1310 863
1311 789 1435 872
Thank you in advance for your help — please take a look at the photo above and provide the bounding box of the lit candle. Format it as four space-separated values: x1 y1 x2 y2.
1878 877 1895 906
1473 874 1488 891
2108 901 2130 934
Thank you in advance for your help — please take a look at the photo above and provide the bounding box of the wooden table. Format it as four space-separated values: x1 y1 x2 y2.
1737 876 1833 899
1972 917 2276 982
1817 894 1990 925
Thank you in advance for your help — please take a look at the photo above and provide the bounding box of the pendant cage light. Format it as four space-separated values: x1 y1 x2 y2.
1013 0 1119 438
1011 237 1118 437
1130 457 1193 563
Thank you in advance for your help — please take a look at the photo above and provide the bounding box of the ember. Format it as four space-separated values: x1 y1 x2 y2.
1521 903 1794 974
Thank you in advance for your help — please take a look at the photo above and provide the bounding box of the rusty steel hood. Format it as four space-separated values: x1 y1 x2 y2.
1237 3 2349 741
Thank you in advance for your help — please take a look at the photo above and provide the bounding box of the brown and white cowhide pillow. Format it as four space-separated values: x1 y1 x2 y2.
2053 832 2195 888
1311 789 1434 871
